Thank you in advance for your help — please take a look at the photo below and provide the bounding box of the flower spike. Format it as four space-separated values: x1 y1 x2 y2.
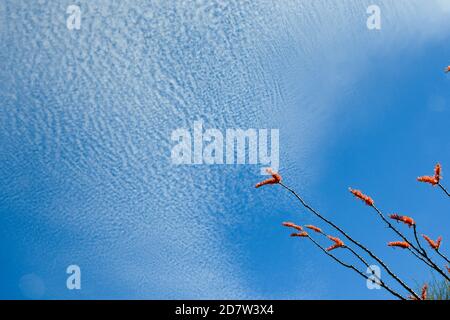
255 168 282 188
417 176 438 186
349 188 374 206
282 222 303 232
389 214 415 228
388 241 410 249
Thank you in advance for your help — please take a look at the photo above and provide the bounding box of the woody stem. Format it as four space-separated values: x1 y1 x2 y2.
319 235 383 283
372 206 449 281
407 247 434 268
306 235 405 300
344 246 385 285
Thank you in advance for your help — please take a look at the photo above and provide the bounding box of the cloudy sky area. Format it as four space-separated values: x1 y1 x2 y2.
0 0 449 299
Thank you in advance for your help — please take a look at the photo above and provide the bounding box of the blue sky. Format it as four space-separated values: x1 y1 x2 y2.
0 0 449 299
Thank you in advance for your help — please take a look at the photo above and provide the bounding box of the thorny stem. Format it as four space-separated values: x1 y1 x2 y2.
411 225 450 281
305 235 406 300
278 182 420 300
438 183 450 197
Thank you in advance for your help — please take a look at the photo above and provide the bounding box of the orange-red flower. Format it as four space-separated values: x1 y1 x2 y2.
305 225 323 234
290 232 308 238
422 234 442 250
445 66 450 73
417 176 438 186
421 284 428 300
349 188 374 206
389 214 415 228
418 164 443 185
282 222 303 232
434 163 442 183
326 235 345 251
447 266 450 274
388 241 410 249
255 168 282 188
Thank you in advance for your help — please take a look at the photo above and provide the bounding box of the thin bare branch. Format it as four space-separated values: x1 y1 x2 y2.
278 182 420 300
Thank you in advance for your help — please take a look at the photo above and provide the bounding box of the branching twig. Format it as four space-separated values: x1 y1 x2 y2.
311 230 384 284
411 225 450 281
438 183 450 197
313 231 384 283
261 163 448 299
305 235 406 300
372 206 449 281
278 182 420 300
407 247 434 269
436 250 450 265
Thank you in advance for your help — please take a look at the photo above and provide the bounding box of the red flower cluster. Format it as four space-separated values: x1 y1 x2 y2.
422 235 442 250
326 236 345 251
389 214 415 228
349 188 374 206
255 169 282 188
388 241 410 249
434 163 442 183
